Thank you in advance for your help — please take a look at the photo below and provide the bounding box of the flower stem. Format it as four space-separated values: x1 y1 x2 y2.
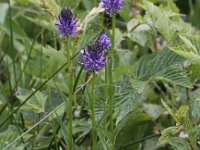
109 13 115 148
67 39 73 150
91 74 97 150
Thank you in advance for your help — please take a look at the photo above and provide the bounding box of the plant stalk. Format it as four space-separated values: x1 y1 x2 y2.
91 74 97 150
67 39 73 150
109 13 116 149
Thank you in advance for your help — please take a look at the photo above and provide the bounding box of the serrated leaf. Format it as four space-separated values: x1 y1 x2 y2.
114 88 146 125
134 48 192 88
127 18 139 32
127 24 150 47
0 125 19 149
158 126 180 145
143 0 191 42
161 99 177 122
169 35 200 64
142 103 164 120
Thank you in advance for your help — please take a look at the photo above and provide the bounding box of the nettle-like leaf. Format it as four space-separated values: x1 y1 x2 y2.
134 48 192 88
16 88 47 113
158 126 181 145
127 18 151 47
0 125 20 149
142 103 164 120
169 35 200 64
160 100 198 149
114 88 147 125
142 0 191 42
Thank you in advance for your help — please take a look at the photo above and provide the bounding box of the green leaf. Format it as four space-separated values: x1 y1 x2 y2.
142 103 164 120
169 35 200 64
16 88 47 113
127 18 139 32
158 126 180 145
161 99 177 122
0 125 19 149
127 23 151 47
142 0 191 42
23 16 54 31
190 99 200 124
0 2 9 25
114 28 124 48
134 48 192 88
1 18 27 40
189 64 200 82
114 88 146 125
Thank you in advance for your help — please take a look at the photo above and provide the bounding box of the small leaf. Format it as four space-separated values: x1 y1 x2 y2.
16 88 47 113
161 99 177 122
0 3 9 25
158 126 180 145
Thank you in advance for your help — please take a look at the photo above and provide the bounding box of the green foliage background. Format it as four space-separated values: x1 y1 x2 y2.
0 0 200 149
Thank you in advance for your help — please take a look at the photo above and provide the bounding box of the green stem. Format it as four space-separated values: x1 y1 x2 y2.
109 13 115 148
8 0 17 89
67 39 73 150
91 74 97 150
104 63 108 114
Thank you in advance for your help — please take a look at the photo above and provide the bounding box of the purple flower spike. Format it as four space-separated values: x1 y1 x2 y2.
96 33 111 51
101 0 124 16
56 8 77 38
81 48 106 73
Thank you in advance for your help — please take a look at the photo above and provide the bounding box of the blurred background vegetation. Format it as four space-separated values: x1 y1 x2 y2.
0 0 200 149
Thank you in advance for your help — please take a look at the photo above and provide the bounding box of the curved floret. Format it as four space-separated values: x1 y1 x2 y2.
56 8 77 38
101 0 124 16
81 48 106 73
81 33 112 73
96 33 111 51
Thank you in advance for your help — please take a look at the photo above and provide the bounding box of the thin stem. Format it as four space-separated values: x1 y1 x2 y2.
0 51 79 128
91 73 97 150
109 13 115 147
48 66 83 148
8 0 17 88
67 39 73 150
4 74 96 149
117 133 161 150
104 63 108 114
15 30 42 89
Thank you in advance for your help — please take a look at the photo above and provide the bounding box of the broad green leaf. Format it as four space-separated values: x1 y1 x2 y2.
142 0 191 42
1 18 27 40
142 103 164 120
169 35 200 64
114 28 124 48
114 88 147 125
190 99 200 124
161 99 177 122
158 126 180 145
0 3 9 25
134 48 192 88
23 16 54 31
189 63 200 82
127 18 139 32
16 88 47 113
0 125 19 149
127 24 151 47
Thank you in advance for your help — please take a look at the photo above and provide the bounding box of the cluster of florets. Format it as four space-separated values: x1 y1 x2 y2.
56 8 77 38
56 0 123 72
101 0 124 16
81 33 111 73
